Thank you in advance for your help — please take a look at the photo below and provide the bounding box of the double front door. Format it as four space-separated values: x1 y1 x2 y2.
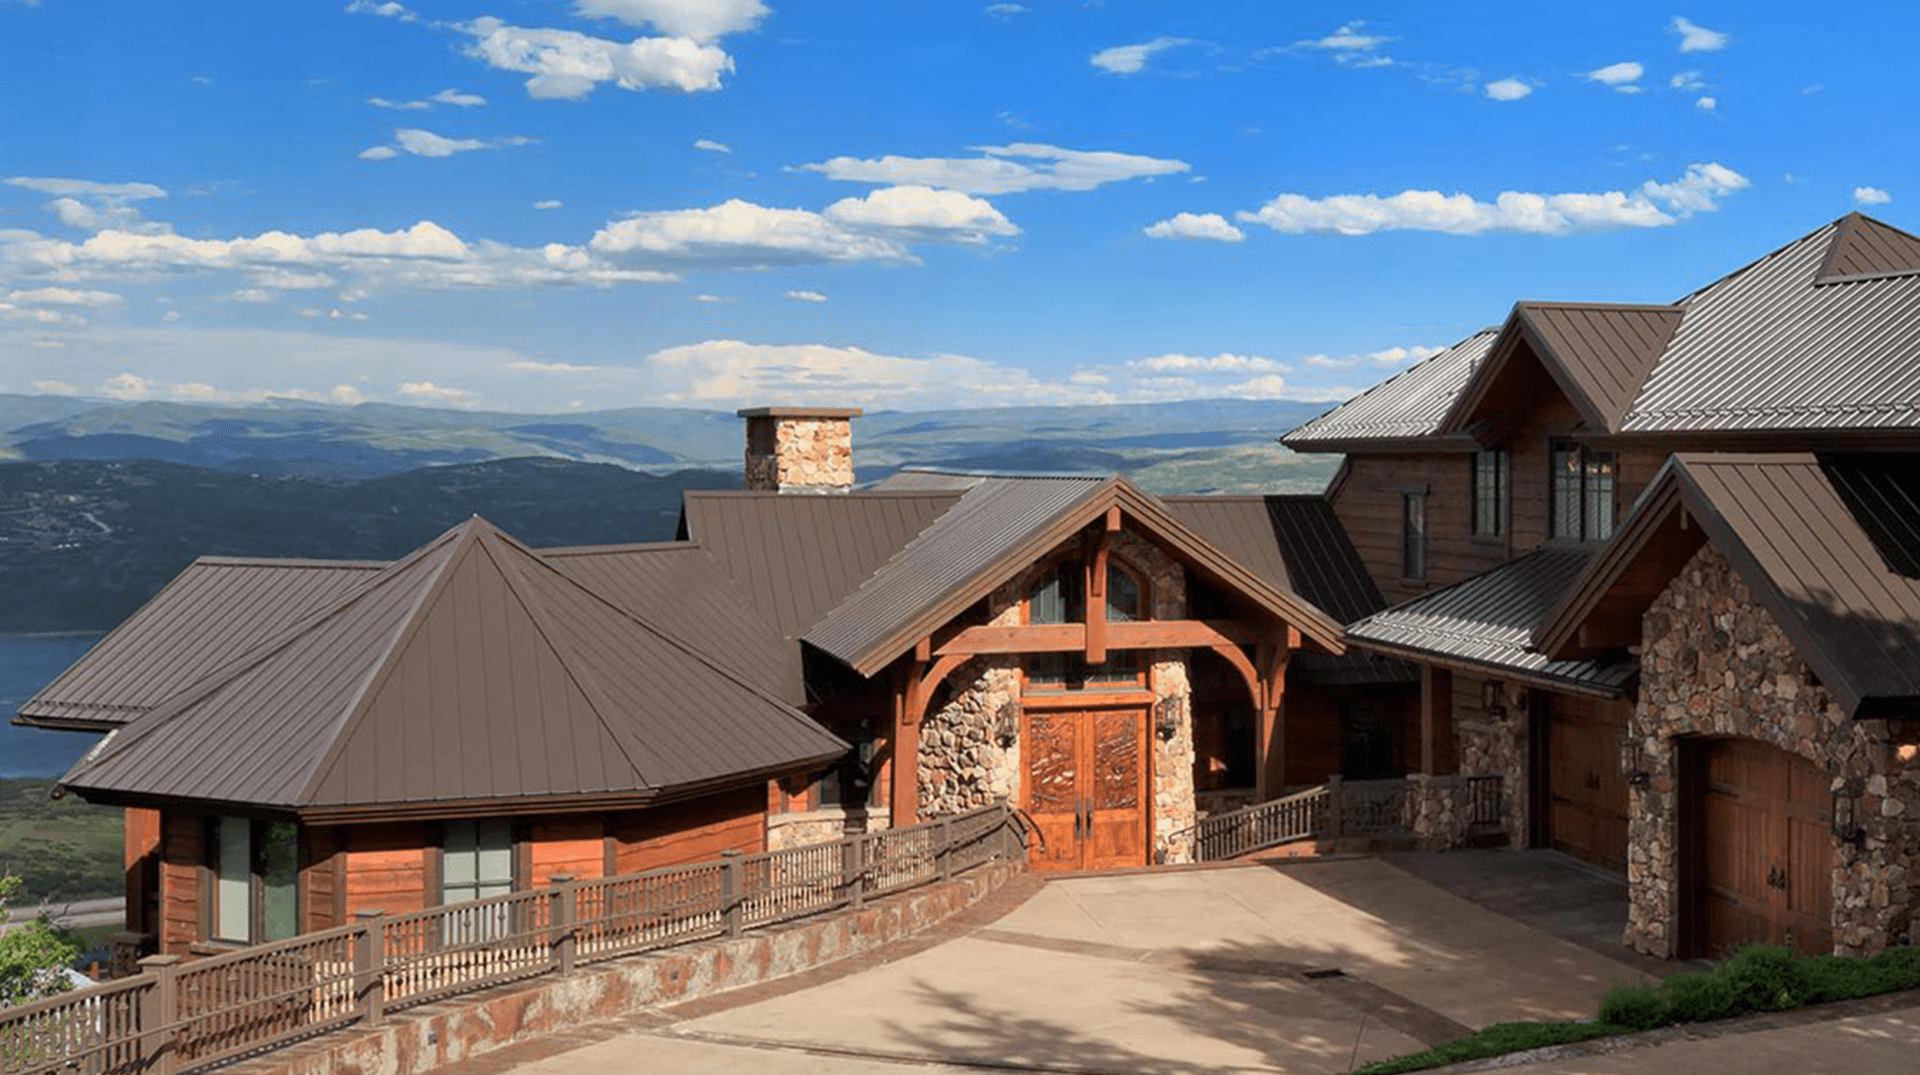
1024 707 1148 871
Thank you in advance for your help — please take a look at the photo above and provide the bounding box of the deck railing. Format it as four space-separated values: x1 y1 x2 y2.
1172 773 1507 862
0 802 1022 1075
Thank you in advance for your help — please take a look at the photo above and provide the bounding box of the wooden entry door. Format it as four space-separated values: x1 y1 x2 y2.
1694 738 1834 957
1544 694 1631 873
1023 708 1148 871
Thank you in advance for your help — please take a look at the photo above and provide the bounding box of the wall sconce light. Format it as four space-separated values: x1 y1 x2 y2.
1832 788 1867 847
1482 679 1506 722
995 699 1022 746
1154 694 1185 740
1619 738 1650 788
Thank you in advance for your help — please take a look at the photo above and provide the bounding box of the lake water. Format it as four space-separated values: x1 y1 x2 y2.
0 633 107 778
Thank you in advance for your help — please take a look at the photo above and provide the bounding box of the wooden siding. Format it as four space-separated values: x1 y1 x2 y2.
158 812 204 956
124 807 161 936
301 826 342 933
612 785 765 874
342 822 430 919
529 817 606 885
1332 454 1509 607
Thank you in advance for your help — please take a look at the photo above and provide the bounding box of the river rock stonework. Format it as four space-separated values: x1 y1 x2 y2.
742 415 855 492
1627 544 1920 958
1454 676 1533 847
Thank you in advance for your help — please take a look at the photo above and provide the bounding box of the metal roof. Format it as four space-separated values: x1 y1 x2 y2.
1162 495 1413 685
1347 549 1636 695
1621 216 1920 433
681 489 964 639
60 518 845 814
1816 213 1920 282
1281 329 1498 450
17 558 385 730
1511 302 1683 432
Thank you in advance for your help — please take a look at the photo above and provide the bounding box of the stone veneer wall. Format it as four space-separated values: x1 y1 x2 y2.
743 416 854 492
915 531 1199 864
1453 676 1533 847
765 808 890 852
1626 544 1920 958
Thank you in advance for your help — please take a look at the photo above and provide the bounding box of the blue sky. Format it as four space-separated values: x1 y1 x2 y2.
0 1 1906 412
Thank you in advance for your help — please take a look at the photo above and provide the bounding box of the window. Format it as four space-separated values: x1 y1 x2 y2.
1471 449 1508 537
1024 557 1151 691
211 817 299 944
1550 442 1617 541
441 818 514 904
1402 492 1427 580
1027 651 1146 691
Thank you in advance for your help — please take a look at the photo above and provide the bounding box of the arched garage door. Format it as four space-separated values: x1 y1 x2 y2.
1686 738 1834 958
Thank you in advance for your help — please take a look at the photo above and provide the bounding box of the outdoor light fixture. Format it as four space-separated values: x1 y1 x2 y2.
1832 788 1867 847
994 698 1022 745
1619 738 1651 788
1154 694 1185 740
1482 679 1506 722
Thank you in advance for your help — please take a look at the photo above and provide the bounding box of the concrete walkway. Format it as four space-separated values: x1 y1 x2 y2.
453 855 1669 1074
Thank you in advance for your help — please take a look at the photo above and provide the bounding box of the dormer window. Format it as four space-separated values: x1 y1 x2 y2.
1551 441 1616 541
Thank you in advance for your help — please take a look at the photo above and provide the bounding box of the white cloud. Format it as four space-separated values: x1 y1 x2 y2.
638 339 1062 408
1485 78 1532 101
571 0 767 43
1293 21 1393 68
1671 70 1706 91
694 138 732 154
361 128 536 160
6 177 166 200
1672 17 1729 52
1696 96 1717 111
1855 186 1892 206
589 199 911 266
227 289 275 303
694 294 727 303
367 96 429 111
1128 353 1286 374
460 17 733 99
160 309 182 323
5 287 121 306
358 146 400 161
1585 61 1643 91
346 1 419 21
785 290 827 303
1143 212 1245 242
101 372 154 400
9 176 168 233
368 87 488 110
251 270 336 290
506 360 598 372
799 143 1190 195
534 199 563 209
34 380 80 394
985 3 1026 17
822 185 1019 243
1090 37 1190 75
397 380 476 404
1236 162 1749 236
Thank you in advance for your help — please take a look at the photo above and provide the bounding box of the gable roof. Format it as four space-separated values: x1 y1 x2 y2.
18 557 386 730
1345 549 1636 697
1441 302 1684 435
1162 494 1414 685
1534 453 1920 717
680 489 963 640
1281 329 1497 451
59 518 845 816
1286 213 1920 447
804 474 1348 677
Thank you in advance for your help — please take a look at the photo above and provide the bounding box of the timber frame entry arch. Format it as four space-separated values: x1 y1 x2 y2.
881 501 1313 867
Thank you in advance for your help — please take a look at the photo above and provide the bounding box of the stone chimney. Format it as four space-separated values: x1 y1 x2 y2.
737 406 863 493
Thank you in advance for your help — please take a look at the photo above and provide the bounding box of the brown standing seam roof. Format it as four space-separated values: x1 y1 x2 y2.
1816 212 1920 282
1281 329 1498 450
806 474 1347 677
59 518 845 813
1537 453 1920 717
1510 303 1683 432
17 558 386 730
680 490 964 640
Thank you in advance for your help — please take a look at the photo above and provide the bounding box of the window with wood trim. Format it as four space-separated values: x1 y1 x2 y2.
1023 556 1151 692
209 816 299 944
1402 492 1427 580
440 818 513 904
1550 441 1617 541
1471 448 1508 537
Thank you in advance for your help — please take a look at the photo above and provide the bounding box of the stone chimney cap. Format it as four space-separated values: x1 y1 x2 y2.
736 406 865 419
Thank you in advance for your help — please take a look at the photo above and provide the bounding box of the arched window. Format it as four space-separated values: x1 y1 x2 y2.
1024 557 1150 692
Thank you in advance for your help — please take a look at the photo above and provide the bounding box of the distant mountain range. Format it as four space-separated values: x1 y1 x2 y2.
0 394 1342 632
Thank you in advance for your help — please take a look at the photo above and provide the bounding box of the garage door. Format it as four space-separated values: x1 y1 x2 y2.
1696 738 1833 958
1545 694 1631 873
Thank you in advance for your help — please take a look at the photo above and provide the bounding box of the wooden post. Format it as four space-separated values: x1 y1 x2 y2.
138 954 183 1075
548 874 577 976
994 796 1013 861
842 833 866 910
1086 526 1109 665
1326 775 1344 845
1421 666 1456 775
720 851 744 938
352 910 385 1026
937 817 954 881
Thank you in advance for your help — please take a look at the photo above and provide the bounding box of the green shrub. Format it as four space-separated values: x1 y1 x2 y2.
1598 981 1670 1030
1355 1021 1627 1075
1663 970 1737 1022
1717 944 1813 1013
1867 945 1920 988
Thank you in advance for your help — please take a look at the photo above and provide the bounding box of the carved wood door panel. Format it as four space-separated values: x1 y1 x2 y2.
1022 708 1148 871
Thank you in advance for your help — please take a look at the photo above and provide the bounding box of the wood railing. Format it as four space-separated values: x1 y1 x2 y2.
1172 774 1506 862
0 803 1023 1075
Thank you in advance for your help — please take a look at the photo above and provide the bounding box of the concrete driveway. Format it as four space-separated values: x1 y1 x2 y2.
455 856 1663 1075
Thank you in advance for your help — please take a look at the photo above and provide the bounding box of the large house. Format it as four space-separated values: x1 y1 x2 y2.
1283 212 1920 960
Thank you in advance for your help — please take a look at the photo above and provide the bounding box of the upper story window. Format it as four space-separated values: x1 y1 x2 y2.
1550 442 1617 541
1027 558 1145 624
1471 449 1508 537
1402 492 1427 580
211 816 299 943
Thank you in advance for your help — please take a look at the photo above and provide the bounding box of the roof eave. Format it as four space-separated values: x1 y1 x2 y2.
1279 432 1483 454
1342 634 1632 700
